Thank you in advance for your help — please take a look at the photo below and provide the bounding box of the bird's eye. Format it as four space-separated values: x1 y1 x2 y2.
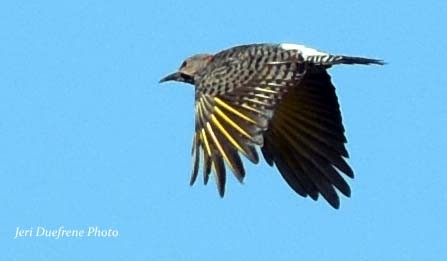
181 61 187 68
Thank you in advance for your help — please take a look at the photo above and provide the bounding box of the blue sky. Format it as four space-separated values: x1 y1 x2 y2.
1 0 446 260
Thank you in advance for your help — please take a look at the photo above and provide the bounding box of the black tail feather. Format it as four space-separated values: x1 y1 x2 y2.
337 56 385 65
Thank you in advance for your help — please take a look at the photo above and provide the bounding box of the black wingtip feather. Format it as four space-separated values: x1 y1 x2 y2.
213 155 226 197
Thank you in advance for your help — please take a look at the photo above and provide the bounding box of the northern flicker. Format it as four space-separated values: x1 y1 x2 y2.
159 43 383 208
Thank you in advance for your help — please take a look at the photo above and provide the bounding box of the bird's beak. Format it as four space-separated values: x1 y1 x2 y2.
159 71 183 83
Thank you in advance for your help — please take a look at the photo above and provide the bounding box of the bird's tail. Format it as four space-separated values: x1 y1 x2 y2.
306 55 385 66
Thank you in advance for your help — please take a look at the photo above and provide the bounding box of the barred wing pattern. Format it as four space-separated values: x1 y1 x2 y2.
190 45 353 208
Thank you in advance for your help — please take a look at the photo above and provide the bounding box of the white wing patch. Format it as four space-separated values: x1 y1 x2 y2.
279 43 328 59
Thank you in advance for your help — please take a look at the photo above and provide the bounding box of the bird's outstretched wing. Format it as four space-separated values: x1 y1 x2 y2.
261 68 353 208
191 44 355 208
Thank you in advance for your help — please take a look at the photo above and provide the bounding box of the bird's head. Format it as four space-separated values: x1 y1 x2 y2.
159 54 213 85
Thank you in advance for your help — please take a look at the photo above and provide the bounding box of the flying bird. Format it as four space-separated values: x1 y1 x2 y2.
159 43 383 208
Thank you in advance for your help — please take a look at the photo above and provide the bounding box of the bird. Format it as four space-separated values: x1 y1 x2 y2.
159 43 383 208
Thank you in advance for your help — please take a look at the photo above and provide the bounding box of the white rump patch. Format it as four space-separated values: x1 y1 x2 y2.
279 43 328 58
